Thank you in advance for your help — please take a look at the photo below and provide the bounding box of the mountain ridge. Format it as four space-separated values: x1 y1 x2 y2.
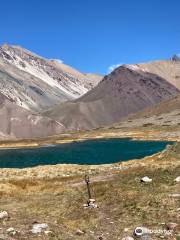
43 62 180 130
0 44 179 139
0 44 102 111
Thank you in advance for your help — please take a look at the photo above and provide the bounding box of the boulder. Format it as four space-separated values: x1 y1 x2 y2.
0 211 8 220
44 230 53 235
75 229 85 236
141 176 152 183
174 176 180 182
31 223 48 234
6 227 17 236
83 198 98 208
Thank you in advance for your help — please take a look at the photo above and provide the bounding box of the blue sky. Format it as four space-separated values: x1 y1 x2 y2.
0 0 179 74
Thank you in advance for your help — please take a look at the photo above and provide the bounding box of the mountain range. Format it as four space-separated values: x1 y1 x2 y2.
0 44 179 139
43 60 180 130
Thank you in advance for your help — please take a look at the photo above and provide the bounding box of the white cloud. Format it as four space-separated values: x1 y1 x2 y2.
107 63 123 73
50 59 63 63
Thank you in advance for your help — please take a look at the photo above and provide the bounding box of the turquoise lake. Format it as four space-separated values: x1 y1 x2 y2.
0 138 174 168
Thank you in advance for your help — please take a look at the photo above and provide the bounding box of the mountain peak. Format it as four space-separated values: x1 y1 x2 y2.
1 43 44 59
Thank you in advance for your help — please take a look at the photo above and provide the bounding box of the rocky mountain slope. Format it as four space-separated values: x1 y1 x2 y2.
115 60 180 129
0 44 103 138
0 44 102 111
112 94 180 130
0 45 179 139
0 92 65 139
129 94 180 118
43 61 180 130
135 59 180 89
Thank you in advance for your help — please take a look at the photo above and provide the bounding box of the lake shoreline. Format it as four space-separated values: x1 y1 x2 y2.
0 142 178 181
0 138 173 168
0 151 171 180
0 128 178 150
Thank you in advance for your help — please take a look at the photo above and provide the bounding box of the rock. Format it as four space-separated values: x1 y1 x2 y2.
83 199 98 208
44 230 53 235
88 203 98 208
89 199 97 207
31 223 48 234
6 227 15 232
141 176 152 183
0 211 8 220
166 222 178 230
174 176 180 182
123 228 129 232
75 229 85 236
6 227 17 236
122 236 134 240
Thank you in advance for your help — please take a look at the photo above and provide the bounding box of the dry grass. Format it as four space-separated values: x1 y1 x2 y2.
0 148 179 239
